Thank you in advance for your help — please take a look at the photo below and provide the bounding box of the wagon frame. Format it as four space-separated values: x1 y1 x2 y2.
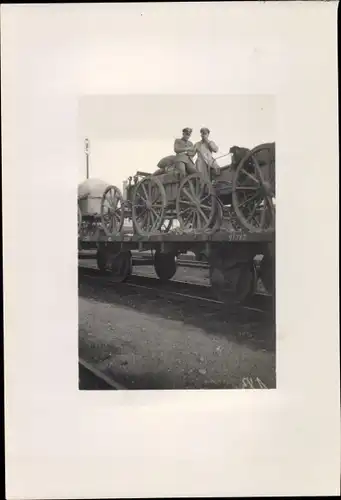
99 142 275 238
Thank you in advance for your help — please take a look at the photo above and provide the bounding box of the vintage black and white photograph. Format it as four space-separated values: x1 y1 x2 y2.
4 2 339 498
78 94 276 390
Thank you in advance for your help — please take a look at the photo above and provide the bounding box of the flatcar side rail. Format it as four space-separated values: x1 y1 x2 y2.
79 230 274 244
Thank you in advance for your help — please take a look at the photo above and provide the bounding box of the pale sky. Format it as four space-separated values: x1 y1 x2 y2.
78 94 274 190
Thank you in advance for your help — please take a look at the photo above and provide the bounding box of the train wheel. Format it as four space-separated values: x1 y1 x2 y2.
100 185 125 237
154 251 177 282
210 261 256 303
132 176 167 236
259 244 275 295
235 264 257 302
108 251 132 283
96 249 108 273
232 143 275 233
176 173 217 233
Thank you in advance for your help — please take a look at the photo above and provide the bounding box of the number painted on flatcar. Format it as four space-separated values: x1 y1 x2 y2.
228 233 247 242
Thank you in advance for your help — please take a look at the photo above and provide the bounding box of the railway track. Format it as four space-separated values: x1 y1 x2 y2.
78 263 272 314
79 358 127 390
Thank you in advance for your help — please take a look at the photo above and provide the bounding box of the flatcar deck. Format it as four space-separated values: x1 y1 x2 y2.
79 228 273 245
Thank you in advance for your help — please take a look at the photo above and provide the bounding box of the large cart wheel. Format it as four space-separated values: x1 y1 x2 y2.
132 176 167 236
176 173 217 233
100 185 125 237
154 251 177 281
232 143 275 233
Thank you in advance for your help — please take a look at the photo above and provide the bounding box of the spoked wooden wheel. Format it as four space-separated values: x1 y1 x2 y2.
132 176 166 236
176 173 217 233
232 143 275 233
100 185 125 237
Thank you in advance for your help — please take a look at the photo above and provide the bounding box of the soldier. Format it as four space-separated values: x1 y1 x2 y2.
173 127 197 176
194 127 219 181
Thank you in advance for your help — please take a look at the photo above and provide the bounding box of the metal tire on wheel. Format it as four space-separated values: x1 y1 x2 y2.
154 251 177 282
100 185 125 237
176 173 217 233
232 143 275 233
132 176 167 236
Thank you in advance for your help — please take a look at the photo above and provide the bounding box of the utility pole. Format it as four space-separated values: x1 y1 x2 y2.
85 138 90 179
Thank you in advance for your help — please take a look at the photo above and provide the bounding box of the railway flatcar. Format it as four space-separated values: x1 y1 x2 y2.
78 143 275 302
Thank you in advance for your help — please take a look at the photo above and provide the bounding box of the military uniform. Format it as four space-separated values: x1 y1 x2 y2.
173 138 197 175
194 139 219 181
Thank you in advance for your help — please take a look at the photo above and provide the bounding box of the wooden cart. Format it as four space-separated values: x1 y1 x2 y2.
99 142 275 237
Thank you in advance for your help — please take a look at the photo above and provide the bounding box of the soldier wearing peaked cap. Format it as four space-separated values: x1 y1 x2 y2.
173 127 197 176
194 127 219 181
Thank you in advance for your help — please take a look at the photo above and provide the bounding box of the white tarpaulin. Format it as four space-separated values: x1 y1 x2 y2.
78 178 112 215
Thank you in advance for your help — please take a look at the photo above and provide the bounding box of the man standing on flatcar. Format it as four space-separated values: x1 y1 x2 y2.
173 127 197 176
194 127 219 181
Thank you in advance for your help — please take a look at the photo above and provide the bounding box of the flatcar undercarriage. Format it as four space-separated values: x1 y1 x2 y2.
79 233 274 304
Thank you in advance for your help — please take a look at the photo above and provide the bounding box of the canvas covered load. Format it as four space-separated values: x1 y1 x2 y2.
157 155 177 170
78 178 110 215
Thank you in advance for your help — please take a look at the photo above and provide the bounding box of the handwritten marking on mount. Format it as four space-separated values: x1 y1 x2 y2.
241 377 268 389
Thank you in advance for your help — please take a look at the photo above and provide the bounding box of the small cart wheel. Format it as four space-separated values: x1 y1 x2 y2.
154 252 177 282
232 143 275 233
176 173 217 233
78 204 82 233
132 176 167 236
100 185 125 237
